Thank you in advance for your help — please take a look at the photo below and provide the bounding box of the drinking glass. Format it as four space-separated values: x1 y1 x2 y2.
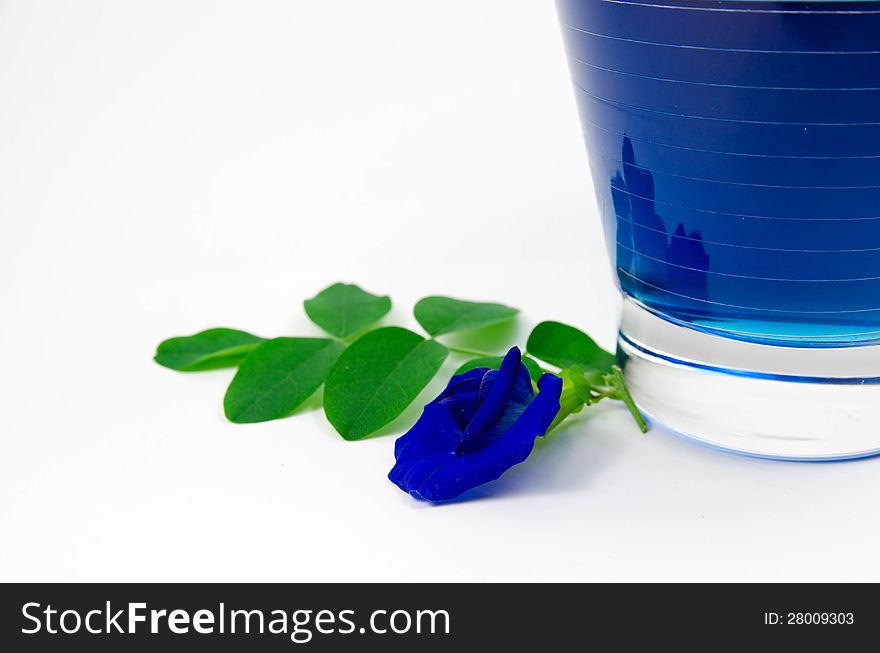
556 0 880 459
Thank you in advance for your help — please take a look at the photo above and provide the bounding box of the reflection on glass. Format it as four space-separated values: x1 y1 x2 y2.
611 137 711 322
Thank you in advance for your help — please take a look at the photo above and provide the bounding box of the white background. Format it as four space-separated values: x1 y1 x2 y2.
1 0 878 582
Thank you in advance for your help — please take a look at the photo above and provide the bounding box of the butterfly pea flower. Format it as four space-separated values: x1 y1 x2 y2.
388 347 562 502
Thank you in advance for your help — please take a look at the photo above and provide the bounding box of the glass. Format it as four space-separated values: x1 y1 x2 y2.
556 0 880 459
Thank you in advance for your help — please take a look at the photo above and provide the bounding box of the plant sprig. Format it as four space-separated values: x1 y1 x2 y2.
155 282 648 439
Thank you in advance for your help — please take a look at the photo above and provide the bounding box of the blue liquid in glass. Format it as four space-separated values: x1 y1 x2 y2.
558 0 880 345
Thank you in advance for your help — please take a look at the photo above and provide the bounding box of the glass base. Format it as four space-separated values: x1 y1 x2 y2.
618 298 880 461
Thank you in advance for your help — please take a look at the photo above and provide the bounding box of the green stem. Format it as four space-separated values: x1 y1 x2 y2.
609 366 648 433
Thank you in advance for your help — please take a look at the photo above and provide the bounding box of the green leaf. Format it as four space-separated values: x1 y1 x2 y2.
155 328 266 371
304 282 392 338
223 338 346 424
454 355 543 383
413 296 518 337
526 321 615 373
323 327 448 440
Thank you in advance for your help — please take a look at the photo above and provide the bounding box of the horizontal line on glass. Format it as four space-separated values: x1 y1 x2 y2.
620 334 880 383
615 214 880 253
608 185 880 221
595 150 880 189
617 267 880 313
599 0 880 16
616 240 880 281
626 297 880 342
580 119 880 160
575 83 880 125
572 57 880 91
562 24 880 55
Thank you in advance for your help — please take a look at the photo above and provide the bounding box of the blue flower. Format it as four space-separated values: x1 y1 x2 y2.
388 347 563 502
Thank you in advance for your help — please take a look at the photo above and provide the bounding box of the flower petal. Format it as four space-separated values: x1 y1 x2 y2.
439 368 485 398
460 348 536 452
413 373 563 502
504 373 564 449
439 391 482 431
389 402 462 496
509 361 536 406
463 347 521 440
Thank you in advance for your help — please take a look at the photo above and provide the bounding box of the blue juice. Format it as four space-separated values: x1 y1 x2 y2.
558 0 880 345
